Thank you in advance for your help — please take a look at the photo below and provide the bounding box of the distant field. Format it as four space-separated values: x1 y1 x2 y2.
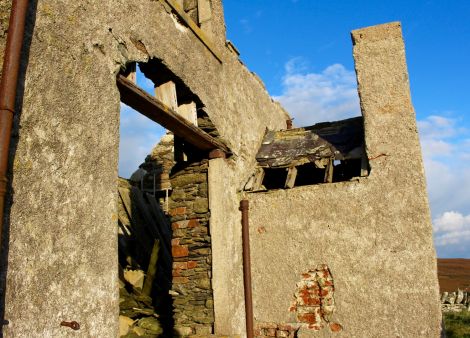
437 258 470 293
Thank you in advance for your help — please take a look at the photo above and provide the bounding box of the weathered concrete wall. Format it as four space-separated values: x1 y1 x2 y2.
248 22 441 337
0 0 288 336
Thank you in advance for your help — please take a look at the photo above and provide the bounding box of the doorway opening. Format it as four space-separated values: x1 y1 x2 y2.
116 59 228 336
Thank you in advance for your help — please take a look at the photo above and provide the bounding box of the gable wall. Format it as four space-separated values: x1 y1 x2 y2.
247 22 441 338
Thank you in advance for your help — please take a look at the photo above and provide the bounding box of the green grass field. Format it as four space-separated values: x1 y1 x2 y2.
444 311 470 337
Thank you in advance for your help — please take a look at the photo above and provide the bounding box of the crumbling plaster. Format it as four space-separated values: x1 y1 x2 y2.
247 22 441 337
0 0 287 336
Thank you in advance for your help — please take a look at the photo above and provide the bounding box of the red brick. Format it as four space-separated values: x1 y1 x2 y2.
329 323 342 332
188 219 200 228
171 238 180 245
173 277 189 284
172 220 189 229
306 297 321 306
297 313 317 324
170 207 187 216
187 260 198 269
297 291 320 306
320 288 330 297
172 245 189 258
172 269 181 277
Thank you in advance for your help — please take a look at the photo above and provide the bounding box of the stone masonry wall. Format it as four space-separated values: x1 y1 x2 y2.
169 160 214 336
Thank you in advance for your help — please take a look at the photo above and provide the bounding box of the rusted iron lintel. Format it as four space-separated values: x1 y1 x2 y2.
117 75 230 154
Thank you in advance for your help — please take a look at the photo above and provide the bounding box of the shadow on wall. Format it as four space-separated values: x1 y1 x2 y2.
0 1 38 335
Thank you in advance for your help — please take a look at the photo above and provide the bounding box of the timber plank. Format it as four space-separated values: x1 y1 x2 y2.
117 75 230 154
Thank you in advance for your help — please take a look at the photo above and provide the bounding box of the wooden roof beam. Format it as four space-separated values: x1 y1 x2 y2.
116 74 230 155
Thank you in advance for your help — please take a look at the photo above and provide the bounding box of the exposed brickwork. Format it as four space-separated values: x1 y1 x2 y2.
169 160 214 335
286 265 341 332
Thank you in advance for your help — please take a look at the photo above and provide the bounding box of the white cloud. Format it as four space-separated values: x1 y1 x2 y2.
417 115 470 219
272 59 360 126
417 115 470 257
433 211 470 253
119 104 165 178
417 114 465 140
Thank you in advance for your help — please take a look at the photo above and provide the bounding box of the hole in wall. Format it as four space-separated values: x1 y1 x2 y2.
119 65 165 179
116 59 223 336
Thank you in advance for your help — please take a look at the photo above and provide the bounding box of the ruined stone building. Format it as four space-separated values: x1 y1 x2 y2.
0 0 441 337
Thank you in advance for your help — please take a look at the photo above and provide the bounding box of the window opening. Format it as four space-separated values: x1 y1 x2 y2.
244 117 369 191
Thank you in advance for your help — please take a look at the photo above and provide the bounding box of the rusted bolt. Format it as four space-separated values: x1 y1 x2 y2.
60 321 80 330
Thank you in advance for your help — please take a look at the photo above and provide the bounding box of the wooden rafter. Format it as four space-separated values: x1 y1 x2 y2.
117 74 230 154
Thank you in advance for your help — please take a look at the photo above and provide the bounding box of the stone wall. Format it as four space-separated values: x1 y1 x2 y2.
169 160 214 335
441 290 470 313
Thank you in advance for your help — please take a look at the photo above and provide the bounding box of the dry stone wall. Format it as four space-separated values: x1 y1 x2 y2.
441 290 470 313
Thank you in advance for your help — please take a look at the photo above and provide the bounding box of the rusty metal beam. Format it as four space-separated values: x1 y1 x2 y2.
116 74 230 154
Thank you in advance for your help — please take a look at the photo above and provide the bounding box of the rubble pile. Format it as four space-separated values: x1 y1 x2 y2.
118 178 173 337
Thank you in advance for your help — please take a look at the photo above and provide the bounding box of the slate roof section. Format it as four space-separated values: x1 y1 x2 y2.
255 117 365 168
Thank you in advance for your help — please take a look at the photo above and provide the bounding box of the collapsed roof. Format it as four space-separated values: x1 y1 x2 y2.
245 117 367 191
256 116 365 169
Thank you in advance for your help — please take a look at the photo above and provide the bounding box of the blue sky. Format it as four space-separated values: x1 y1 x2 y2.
119 0 470 258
